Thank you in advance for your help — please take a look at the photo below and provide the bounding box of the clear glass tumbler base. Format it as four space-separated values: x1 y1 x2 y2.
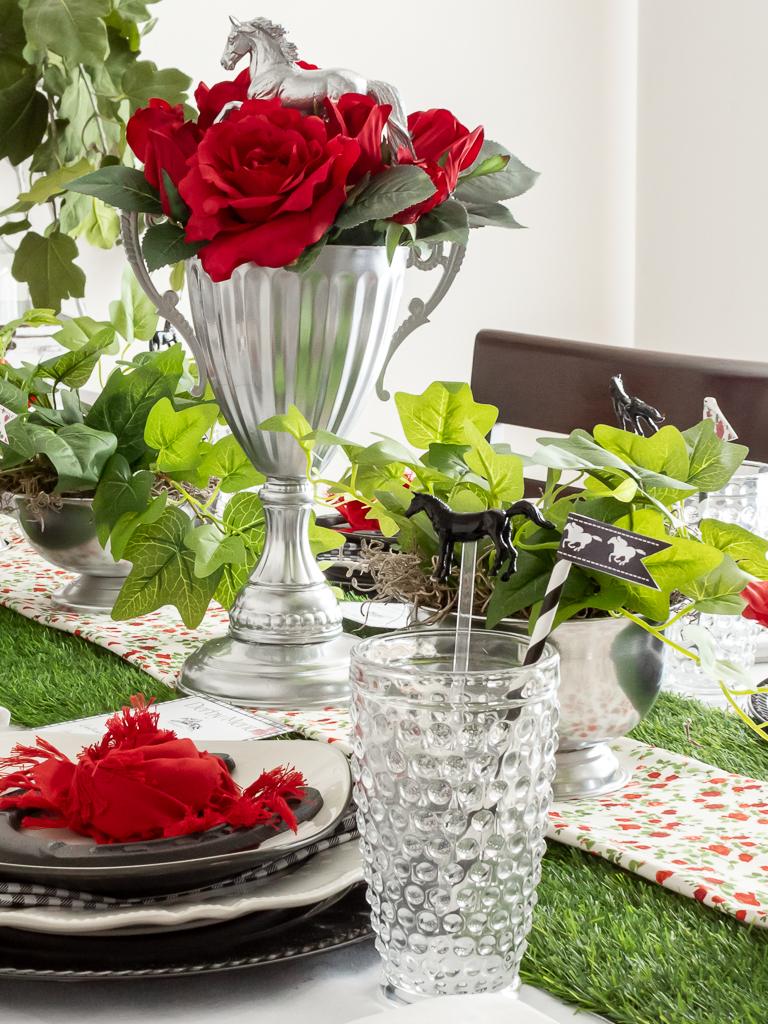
380 974 521 1005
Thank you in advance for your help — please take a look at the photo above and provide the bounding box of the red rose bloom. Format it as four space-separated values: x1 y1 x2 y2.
179 97 361 278
742 581 768 627
195 68 251 132
126 99 201 218
325 93 389 184
393 108 483 224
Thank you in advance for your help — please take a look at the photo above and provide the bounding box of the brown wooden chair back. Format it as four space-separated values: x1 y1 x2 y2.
470 329 768 463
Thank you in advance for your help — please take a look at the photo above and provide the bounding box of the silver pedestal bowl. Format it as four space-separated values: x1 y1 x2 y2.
12 497 131 614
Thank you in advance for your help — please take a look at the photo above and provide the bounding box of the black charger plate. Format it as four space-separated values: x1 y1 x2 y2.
0 885 372 980
0 788 323 898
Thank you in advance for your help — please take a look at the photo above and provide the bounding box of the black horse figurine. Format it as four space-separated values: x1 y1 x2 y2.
609 374 665 436
404 493 555 582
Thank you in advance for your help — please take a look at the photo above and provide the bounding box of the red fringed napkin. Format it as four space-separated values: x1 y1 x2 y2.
0 696 307 845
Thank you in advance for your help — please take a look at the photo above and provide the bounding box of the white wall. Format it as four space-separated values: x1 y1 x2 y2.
635 0 768 360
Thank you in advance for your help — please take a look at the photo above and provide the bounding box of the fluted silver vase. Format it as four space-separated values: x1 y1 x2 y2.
122 212 463 706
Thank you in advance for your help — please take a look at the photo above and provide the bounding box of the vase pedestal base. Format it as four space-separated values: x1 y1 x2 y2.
51 574 126 614
552 743 630 800
177 632 356 709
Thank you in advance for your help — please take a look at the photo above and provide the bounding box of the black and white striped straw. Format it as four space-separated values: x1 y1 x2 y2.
523 558 573 665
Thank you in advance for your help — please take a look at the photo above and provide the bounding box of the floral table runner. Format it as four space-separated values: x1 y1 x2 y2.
2 517 768 925
549 737 768 927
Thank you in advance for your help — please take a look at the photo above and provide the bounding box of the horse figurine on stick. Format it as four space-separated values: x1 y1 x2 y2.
609 374 665 436
404 493 555 582
220 16 413 155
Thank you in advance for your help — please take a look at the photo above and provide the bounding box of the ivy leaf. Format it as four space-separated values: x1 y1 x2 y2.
92 453 153 546
0 217 30 236
109 491 166 561
113 0 157 23
536 430 638 475
680 553 753 615
593 424 690 494
454 140 539 205
71 197 120 249
53 316 118 354
142 221 201 272
213 491 265 606
462 421 524 502
183 524 247 578
28 388 83 427
0 376 28 414
334 165 436 230
144 397 219 474
421 442 471 478
17 158 93 204
0 75 47 165
416 199 469 247
121 60 191 113
6 419 116 492
465 203 524 230
85 358 182 465
354 436 418 468
109 265 159 343
395 381 497 449
681 419 748 491
486 548 553 628
682 624 755 690
197 433 264 492
11 230 85 312
259 405 313 452
700 518 768 581
113 506 221 628
39 328 114 388
66 166 162 214
20 0 110 65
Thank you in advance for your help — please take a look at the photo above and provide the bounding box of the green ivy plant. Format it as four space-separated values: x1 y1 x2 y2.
0 0 192 310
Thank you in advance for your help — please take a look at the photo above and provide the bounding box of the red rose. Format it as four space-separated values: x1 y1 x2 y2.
742 580 768 627
325 93 390 184
195 68 251 132
393 108 483 224
126 99 201 218
179 97 361 278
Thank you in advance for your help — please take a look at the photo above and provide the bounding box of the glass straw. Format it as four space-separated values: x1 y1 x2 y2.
452 540 477 672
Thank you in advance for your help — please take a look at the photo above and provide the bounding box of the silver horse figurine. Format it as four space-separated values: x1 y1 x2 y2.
220 16 413 155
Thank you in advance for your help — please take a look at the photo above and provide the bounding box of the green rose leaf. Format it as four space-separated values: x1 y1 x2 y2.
0 75 48 165
680 552 753 615
142 221 201 272
681 419 749 491
66 166 162 214
334 165 436 230
184 524 247 578
463 421 523 502
39 328 114 388
92 453 153 546
121 60 191 113
84 357 182 466
11 230 85 312
160 171 190 225
416 199 469 247
196 433 264 492
113 506 221 628
454 141 539 204
700 518 768 581
395 381 497 449
144 397 219 473
20 0 110 65
110 265 159 344
109 490 167 561
465 203 524 230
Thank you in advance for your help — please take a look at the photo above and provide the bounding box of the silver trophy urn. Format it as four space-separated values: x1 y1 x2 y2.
122 211 463 707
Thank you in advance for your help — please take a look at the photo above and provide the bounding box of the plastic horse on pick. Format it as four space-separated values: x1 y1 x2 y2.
609 374 665 436
404 493 555 583
219 16 413 154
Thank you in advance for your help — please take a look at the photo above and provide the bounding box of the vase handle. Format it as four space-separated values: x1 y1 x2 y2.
375 240 466 401
120 210 208 398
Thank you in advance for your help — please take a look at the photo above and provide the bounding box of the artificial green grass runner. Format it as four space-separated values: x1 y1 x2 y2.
1 604 767 1022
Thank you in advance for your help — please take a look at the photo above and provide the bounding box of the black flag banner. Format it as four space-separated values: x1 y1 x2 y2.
557 512 672 591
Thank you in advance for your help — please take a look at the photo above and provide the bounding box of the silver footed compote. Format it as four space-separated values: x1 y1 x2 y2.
122 211 464 706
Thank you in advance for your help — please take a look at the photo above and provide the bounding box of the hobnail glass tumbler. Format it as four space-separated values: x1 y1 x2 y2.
349 629 560 1003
